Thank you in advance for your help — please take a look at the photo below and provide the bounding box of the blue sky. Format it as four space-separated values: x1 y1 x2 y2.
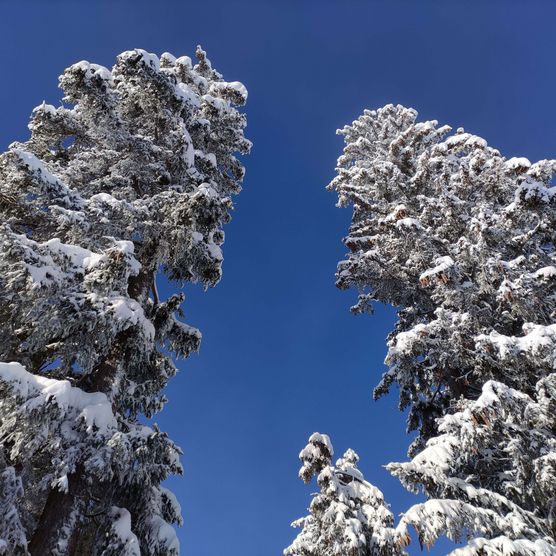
2 1 556 554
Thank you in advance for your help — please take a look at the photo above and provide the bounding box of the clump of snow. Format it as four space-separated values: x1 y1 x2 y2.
210 80 248 102
145 516 179 553
194 183 218 199
11 149 83 208
202 94 228 111
160 487 182 522
420 256 455 284
505 157 531 171
160 52 177 65
206 240 223 262
0 362 117 435
477 324 556 365
175 82 200 108
534 266 556 279
515 179 555 204
119 49 160 71
396 217 422 229
402 434 458 474
307 433 333 453
194 150 217 168
449 535 554 556
109 507 140 556
18 234 141 287
389 323 429 357
444 132 487 150
87 294 155 341
33 101 57 116
71 61 113 82
175 55 192 69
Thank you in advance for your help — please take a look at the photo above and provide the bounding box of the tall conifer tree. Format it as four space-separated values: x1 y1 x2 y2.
0 47 249 555
329 104 556 553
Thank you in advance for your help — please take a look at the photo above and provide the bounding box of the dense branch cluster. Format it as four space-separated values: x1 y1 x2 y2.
0 47 249 555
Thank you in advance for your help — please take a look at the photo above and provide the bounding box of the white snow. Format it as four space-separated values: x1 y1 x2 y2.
515 179 556 204
119 49 160 71
33 101 57 116
160 487 182 519
444 132 487 150
71 61 113 82
420 256 455 283
206 240 223 262
110 507 140 556
160 52 177 64
194 183 218 199
175 55 192 69
389 323 429 356
146 516 179 553
407 435 458 473
534 266 556 279
45 238 103 271
505 157 531 171
202 94 228 111
308 432 333 454
88 294 155 341
211 80 248 101
175 82 200 107
396 217 422 229
11 148 83 208
449 536 555 556
18 234 141 287
477 324 556 366
0 362 117 435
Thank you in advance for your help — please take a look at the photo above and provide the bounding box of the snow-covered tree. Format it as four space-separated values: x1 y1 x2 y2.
0 47 249 555
285 433 403 556
330 104 556 551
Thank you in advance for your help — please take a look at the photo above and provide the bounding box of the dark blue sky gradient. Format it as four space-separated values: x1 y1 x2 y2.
2 2 556 554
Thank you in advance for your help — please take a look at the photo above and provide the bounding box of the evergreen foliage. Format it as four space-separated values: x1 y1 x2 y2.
285 433 403 556
329 104 556 553
0 47 249 555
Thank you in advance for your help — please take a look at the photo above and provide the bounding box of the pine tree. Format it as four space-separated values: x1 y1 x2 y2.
0 47 249 555
285 433 404 556
330 104 556 552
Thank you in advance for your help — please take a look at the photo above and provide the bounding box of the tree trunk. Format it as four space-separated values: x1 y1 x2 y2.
27 252 155 555
28 468 85 556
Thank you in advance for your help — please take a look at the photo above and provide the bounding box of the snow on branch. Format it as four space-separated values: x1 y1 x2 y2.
0 362 117 436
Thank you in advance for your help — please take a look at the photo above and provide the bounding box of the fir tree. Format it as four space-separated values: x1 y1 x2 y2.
330 104 556 552
285 433 403 556
0 47 249 555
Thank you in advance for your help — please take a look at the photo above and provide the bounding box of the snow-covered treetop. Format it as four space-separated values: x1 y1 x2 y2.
329 104 556 452
1 45 250 408
298 432 334 483
286 433 404 556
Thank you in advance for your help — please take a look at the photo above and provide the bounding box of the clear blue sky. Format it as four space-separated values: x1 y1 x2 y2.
2 1 555 554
